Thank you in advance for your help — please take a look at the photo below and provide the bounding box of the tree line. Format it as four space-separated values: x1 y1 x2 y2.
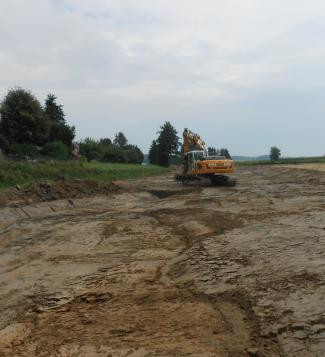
79 133 143 164
0 87 143 163
208 147 232 159
0 88 75 160
0 87 236 166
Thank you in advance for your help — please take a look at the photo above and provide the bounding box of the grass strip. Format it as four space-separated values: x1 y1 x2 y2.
0 161 168 190
237 157 325 166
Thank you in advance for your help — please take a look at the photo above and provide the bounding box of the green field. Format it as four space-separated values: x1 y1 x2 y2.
236 156 325 166
0 161 168 190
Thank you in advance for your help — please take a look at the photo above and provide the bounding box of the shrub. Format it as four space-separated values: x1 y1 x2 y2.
10 143 39 158
125 149 140 164
124 144 144 164
43 141 70 160
79 138 99 161
102 145 127 163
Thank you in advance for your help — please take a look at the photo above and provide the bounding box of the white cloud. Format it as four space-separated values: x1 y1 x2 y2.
1 0 325 155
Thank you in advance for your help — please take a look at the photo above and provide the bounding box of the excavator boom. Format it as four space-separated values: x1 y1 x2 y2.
183 128 207 153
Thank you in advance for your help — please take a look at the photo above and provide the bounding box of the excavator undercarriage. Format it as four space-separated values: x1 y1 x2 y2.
175 173 236 186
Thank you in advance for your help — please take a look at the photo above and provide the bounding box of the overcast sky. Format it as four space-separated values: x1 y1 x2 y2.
1 0 325 156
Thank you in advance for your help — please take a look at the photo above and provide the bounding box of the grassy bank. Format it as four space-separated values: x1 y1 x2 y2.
0 161 168 190
237 156 325 166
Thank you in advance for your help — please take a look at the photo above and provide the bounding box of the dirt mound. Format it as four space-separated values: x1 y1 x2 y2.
0 179 120 207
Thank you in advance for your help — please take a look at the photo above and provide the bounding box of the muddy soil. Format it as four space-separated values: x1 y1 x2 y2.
0 166 325 356
0 179 120 207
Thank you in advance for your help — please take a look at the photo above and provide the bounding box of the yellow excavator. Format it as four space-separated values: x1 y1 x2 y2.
175 128 236 186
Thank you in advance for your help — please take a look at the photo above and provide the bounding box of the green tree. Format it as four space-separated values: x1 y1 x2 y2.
102 145 127 163
10 143 39 158
79 138 99 161
45 94 75 147
156 122 180 167
208 147 217 156
49 122 75 147
43 141 69 160
96 138 112 160
149 140 159 165
113 132 128 147
125 149 139 164
44 94 65 123
0 87 49 146
219 148 232 159
124 144 144 164
99 138 112 146
270 146 281 161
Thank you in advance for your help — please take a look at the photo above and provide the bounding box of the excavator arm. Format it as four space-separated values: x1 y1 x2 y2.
183 128 207 154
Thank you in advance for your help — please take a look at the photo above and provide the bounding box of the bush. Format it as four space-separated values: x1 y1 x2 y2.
102 145 127 163
124 145 144 164
43 141 70 160
125 149 140 164
10 143 39 158
49 122 75 147
79 138 100 161
79 137 144 164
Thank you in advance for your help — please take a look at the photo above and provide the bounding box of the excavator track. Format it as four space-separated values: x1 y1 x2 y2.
175 174 236 186
210 175 237 187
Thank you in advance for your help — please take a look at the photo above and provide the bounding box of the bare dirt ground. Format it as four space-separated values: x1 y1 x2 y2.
0 166 325 356
282 163 325 172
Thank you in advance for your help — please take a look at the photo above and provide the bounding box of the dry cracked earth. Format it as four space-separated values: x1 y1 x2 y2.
0 165 325 356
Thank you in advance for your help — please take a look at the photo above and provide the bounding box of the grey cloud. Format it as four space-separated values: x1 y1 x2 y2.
1 0 325 156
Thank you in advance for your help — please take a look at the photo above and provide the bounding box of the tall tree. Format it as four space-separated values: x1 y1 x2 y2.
44 94 75 147
44 94 65 123
270 146 281 161
0 87 48 146
113 132 128 147
156 121 180 167
149 140 159 165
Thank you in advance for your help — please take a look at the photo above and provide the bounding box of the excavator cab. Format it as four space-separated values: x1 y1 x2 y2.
183 150 205 173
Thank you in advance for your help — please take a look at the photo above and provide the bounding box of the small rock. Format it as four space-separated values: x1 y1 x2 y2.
16 184 21 191
246 347 259 356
